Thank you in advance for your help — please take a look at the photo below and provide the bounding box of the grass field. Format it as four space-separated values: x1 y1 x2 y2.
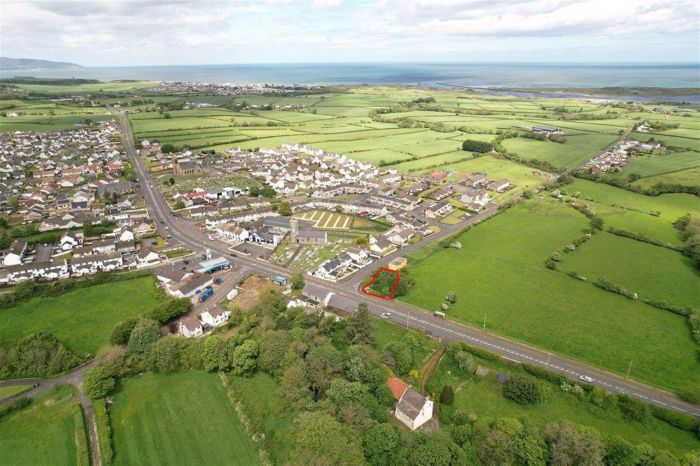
0 385 88 466
566 179 700 247
559 232 700 310
0 276 160 355
502 134 618 169
618 151 700 179
427 355 700 457
0 384 31 400
111 372 259 466
401 199 700 392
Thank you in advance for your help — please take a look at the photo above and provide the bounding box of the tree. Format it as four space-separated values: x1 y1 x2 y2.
127 324 161 354
514 428 548 466
445 291 456 304
363 423 400 465
502 374 546 405
589 216 604 231
291 271 305 291
453 350 475 374
83 366 116 399
440 385 454 405
161 143 175 153
281 360 311 405
462 139 493 153
231 339 258 376
143 298 190 324
290 412 365 466
168 177 175 185
278 201 292 216
110 318 138 345
347 303 374 346
149 336 183 372
258 330 293 376
173 201 185 210
383 341 412 375
544 422 605 466
1 333 79 379
307 345 343 395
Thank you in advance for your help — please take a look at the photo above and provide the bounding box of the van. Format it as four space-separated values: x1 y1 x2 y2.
434 311 446 319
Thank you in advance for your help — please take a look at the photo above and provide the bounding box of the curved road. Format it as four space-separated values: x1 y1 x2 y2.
119 115 700 418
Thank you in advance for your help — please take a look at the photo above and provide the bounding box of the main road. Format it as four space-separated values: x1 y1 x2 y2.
118 115 700 418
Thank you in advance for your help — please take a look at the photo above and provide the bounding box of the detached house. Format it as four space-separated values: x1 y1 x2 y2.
387 377 434 430
3 239 27 266
179 318 203 338
201 307 231 327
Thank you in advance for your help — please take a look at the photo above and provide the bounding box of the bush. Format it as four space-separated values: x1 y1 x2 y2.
522 364 567 385
650 405 700 432
84 366 116 399
617 394 650 422
0 332 80 379
142 297 190 324
440 385 455 405
503 374 547 405
454 351 475 374
678 386 700 405
110 318 138 345
0 397 31 420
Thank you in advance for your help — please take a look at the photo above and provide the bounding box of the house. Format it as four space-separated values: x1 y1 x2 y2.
369 236 395 256
387 377 434 430
136 248 161 267
532 125 563 135
3 239 27 266
487 179 511 193
60 232 82 251
3 259 69 284
201 307 231 327
425 201 454 219
155 263 192 285
179 318 203 338
70 253 124 276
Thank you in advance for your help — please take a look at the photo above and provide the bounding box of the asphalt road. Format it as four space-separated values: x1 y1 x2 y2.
118 115 700 418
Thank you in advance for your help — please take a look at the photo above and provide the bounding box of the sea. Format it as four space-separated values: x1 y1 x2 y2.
5 62 700 102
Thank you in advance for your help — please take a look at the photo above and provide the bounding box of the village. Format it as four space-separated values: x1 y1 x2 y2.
584 137 663 173
152 81 324 96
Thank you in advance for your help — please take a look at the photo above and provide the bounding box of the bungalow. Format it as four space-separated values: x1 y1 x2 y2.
385 228 414 246
167 274 214 298
179 318 203 338
369 236 395 256
60 232 82 251
136 248 161 268
201 307 231 327
487 179 511 193
387 377 434 430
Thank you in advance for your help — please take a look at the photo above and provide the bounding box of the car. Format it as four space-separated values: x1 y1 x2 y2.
214 277 223 285
381 312 392 319
579 375 594 383
32 382 40 389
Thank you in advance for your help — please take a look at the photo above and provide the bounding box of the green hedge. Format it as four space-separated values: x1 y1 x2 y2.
94 398 114 465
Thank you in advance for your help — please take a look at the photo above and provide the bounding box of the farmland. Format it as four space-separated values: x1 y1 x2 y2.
111 372 260 466
401 199 700 393
0 385 88 466
0 275 160 355
0 102 113 132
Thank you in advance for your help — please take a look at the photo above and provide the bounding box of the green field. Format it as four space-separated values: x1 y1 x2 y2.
428 355 700 457
502 133 618 169
111 372 259 466
401 199 700 392
560 232 700 310
619 151 700 179
0 276 160 355
0 385 88 466
0 384 31 400
566 179 700 247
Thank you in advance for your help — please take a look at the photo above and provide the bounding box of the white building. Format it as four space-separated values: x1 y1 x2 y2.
388 377 434 430
179 318 203 338
201 307 231 327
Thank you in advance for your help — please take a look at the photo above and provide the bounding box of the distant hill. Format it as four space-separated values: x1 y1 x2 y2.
0 57 84 72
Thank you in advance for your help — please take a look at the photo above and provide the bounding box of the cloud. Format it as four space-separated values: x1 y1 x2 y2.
311 0 341 9
0 0 697 65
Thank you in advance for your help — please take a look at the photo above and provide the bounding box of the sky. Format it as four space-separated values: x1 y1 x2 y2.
1 0 699 66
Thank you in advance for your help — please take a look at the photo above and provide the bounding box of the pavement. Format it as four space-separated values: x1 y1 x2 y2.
118 114 700 418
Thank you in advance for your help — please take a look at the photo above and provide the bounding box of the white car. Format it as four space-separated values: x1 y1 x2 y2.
579 375 594 383
381 312 392 319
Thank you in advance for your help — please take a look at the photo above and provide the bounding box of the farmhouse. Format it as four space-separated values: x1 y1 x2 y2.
387 377 434 430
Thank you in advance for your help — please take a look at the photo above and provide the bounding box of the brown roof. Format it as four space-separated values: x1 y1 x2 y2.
387 377 409 401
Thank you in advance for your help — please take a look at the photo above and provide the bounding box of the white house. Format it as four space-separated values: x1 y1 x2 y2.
388 377 434 430
3 240 27 266
179 318 203 338
60 232 82 251
136 248 161 268
70 253 124 276
201 307 231 327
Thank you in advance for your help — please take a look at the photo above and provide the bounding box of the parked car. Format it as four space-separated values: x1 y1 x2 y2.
381 312 392 319
214 277 223 285
579 375 594 383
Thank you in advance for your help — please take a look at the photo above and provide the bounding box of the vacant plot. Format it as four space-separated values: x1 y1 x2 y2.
230 275 284 312
111 372 259 466
0 385 88 466
428 355 700 457
402 200 700 392
560 232 700 310
0 276 160 355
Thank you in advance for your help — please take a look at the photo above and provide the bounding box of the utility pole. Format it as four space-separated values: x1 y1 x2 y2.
626 359 633 380
482 313 486 334
546 352 551 367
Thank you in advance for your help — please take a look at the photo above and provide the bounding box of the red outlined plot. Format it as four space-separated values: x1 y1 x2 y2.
361 268 400 300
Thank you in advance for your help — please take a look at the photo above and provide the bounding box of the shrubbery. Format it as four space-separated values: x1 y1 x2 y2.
461 139 493 153
0 332 81 379
502 374 547 405
142 297 191 324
